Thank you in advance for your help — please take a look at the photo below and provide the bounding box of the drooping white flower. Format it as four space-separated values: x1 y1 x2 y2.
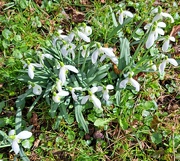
119 72 140 92
61 42 76 59
151 6 174 23
69 87 82 101
58 62 79 85
80 45 90 58
56 79 62 93
81 87 102 110
8 130 32 155
98 85 114 101
52 91 69 103
29 84 42 95
23 61 43 79
37 51 53 64
92 43 118 64
144 21 166 49
117 8 133 25
159 56 178 75
159 36 175 52
76 25 92 42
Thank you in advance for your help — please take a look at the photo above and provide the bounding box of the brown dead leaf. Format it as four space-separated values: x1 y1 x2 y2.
170 25 180 37
65 7 85 23
32 139 40 150
30 112 38 127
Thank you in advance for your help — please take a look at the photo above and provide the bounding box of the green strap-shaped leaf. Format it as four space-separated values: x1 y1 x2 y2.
118 38 130 70
15 108 22 134
75 104 89 133
19 147 30 161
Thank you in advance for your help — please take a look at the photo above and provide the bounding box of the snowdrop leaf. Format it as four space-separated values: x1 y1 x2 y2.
119 38 130 70
75 104 89 133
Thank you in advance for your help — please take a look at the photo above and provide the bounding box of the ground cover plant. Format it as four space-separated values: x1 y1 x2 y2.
0 0 180 160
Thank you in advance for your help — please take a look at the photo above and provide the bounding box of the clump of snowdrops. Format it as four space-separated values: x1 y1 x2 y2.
1 6 178 158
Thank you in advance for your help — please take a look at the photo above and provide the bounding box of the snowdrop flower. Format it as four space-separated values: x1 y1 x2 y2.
151 6 174 23
80 45 90 58
55 79 62 92
37 51 53 64
92 43 118 64
81 87 102 110
23 61 43 79
58 62 79 85
117 8 133 25
29 83 42 95
61 41 76 59
52 91 69 103
159 56 178 75
98 85 114 101
144 21 166 49
151 64 157 71
159 36 175 52
73 25 92 43
8 129 32 155
69 87 82 101
119 72 140 92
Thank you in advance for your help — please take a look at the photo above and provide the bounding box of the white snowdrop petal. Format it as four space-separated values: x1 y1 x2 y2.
81 95 89 104
28 64 34 79
92 49 99 64
12 140 20 155
97 86 103 91
9 130 16 136
100 54 107 62
17 131 32 139
31 63 43 68
33 84 42 95
58 91 69 97
152 64 157 71
156 28 164 35
101 47 114 57
159 61 166 75
119 78 129 89
152 14 162 22
72 91 77 101
77 31 90 42
43 54 53 59
103 90 109 101
123 11 133 17
91 86 98 93
84 26 92 36
157 22 166 28
151 8 158 14
65 65 79 73
167 58 178 66
130 78 140 92
162 40 169 52
161 12 174 23
106 85 114 90
74 87 82 90
144 23 152 30
91 95 102 110
169 36 175 42
118 13 124 25
146 32 155 49
53 95 61 103
59 67 66 84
